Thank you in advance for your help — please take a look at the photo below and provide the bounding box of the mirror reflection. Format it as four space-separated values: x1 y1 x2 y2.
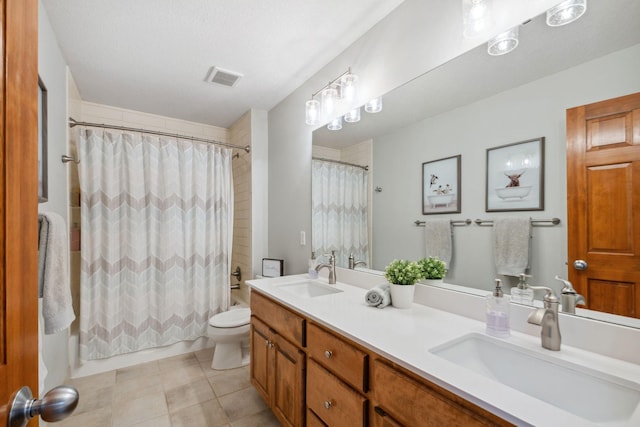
312 0 640 324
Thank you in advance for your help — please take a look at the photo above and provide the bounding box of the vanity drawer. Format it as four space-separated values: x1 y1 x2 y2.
372 360 510 426
251 290 305 347
307 359 367 427
307 323 367 391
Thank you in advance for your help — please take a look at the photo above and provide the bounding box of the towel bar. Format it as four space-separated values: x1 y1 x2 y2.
474 217 561 226
414 219 471 227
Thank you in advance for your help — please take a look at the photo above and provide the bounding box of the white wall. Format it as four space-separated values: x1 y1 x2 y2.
372 44 640 293
267 0 560 274
38 0 72 394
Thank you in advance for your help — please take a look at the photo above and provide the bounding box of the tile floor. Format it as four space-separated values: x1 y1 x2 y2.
59 348 282 427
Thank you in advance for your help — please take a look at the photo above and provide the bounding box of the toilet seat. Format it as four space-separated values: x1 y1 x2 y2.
209 308 250 328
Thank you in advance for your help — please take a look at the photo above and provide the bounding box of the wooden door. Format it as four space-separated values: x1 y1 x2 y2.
0 0 40 424
249 317 271 404
567 92 640 318
271 335 305 427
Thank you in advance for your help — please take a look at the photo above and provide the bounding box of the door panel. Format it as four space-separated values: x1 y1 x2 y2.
567 92 640 318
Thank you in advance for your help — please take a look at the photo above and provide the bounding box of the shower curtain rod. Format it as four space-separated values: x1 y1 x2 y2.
69 118 251 153
312 156 369 171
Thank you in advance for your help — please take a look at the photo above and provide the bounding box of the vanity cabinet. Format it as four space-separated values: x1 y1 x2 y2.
250 293 306 427
250 289 512 427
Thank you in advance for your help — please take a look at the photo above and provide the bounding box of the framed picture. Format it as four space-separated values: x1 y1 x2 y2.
38 76 48 203
262 258 284 277
422 155 461 214
486 137 545 212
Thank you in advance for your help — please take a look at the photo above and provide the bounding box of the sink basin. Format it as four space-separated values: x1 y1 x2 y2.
430 333 640 424
276 280 344 298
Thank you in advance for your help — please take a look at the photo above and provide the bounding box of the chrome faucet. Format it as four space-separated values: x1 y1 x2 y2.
315 251 337 284
348 253 367 270
527 286 561 351
555 276 586 314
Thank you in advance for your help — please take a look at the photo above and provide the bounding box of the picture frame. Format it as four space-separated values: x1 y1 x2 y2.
38 76 48 203
262 258 284 278
422 155 461 215
486 137 545 212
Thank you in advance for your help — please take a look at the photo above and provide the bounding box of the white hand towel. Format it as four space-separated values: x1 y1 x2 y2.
365 283 391 309
39 211 76 334
424 219 452 266
493 217 531 277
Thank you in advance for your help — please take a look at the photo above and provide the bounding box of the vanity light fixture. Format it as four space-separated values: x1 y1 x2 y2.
364 97 383 113
304 67 358 126
305 99 320 125
546 0 587 27
487 26 519 56
327 116 343 131
463 0 493 39
344 106 361 123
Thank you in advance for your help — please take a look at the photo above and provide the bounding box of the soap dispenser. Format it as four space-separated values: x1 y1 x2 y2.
511 273 534 305
486 279 510 338
308 251 319 279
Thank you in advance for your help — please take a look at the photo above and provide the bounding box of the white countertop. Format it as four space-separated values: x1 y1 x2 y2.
247 274 640 427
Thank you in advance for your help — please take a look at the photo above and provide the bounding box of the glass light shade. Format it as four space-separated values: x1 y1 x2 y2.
546 0 587 27
327 116 342 131
305 99 320 125
463 0 493 39
340 73 358 102
364 97 382 113
344 107 361 123
321 86 338 116
487 26 519 56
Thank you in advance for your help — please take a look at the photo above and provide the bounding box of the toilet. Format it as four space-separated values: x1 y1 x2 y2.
207 306 251 370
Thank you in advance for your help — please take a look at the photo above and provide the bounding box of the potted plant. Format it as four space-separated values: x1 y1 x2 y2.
384 259 423 308
417 256 447 285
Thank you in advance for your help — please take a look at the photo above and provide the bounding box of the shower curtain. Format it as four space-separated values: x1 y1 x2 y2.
312 159 369 268
77 129 233 360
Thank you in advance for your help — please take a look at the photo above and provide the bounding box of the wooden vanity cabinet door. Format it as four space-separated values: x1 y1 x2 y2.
271 333 306 427
307 359 367 427
307 409 328 427
371 407 403 427
250 316 272 403
307 323 368 392
372 360 511 427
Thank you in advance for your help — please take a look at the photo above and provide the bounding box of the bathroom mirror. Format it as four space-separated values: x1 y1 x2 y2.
312 0 640 326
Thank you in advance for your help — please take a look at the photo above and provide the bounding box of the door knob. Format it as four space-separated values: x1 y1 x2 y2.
573 260 588 270
8 385 79 427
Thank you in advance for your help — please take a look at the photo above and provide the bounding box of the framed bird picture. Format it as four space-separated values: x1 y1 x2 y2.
422 155 461 215
486 137 545 212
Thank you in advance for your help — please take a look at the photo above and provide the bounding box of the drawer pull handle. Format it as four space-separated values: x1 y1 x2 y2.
324 399 334 410
324 350 333 359
265 339 269 347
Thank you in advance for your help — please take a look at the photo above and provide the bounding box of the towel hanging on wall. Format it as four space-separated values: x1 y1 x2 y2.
38 211 76 334
424 219 452 266
493 217 531 277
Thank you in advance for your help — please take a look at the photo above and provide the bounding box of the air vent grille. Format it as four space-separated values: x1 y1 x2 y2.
206 67 243 87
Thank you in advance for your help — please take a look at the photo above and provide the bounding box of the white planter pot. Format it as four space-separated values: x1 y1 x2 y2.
422 278 444 286
389 284 415 309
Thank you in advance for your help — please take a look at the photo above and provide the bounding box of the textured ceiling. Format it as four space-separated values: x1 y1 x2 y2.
41 0 405 127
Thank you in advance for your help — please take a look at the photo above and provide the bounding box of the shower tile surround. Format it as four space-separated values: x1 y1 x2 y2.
66 101 254 377
58 349 281 427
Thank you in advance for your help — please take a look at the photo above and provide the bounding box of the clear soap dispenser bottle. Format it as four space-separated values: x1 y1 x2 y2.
486 279 510 338
511 273 534 305
308 251 318 279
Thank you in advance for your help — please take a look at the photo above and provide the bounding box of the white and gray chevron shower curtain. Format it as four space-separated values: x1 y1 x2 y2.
77 129 233 360
312 159 369 268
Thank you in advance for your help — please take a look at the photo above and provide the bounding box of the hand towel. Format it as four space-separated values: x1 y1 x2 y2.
493 217 531 277
38 211 76 334
424 219 452 266
365 283 391 309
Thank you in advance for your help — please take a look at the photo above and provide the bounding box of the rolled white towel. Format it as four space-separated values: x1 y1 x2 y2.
365 284 391 309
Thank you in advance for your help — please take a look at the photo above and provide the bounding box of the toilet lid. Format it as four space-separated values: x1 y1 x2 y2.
209 308 251 328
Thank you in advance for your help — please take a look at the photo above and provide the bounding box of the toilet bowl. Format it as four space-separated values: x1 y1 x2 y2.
207 307 251 370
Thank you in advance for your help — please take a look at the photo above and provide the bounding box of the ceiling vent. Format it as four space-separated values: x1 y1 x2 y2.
205 66 243 88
